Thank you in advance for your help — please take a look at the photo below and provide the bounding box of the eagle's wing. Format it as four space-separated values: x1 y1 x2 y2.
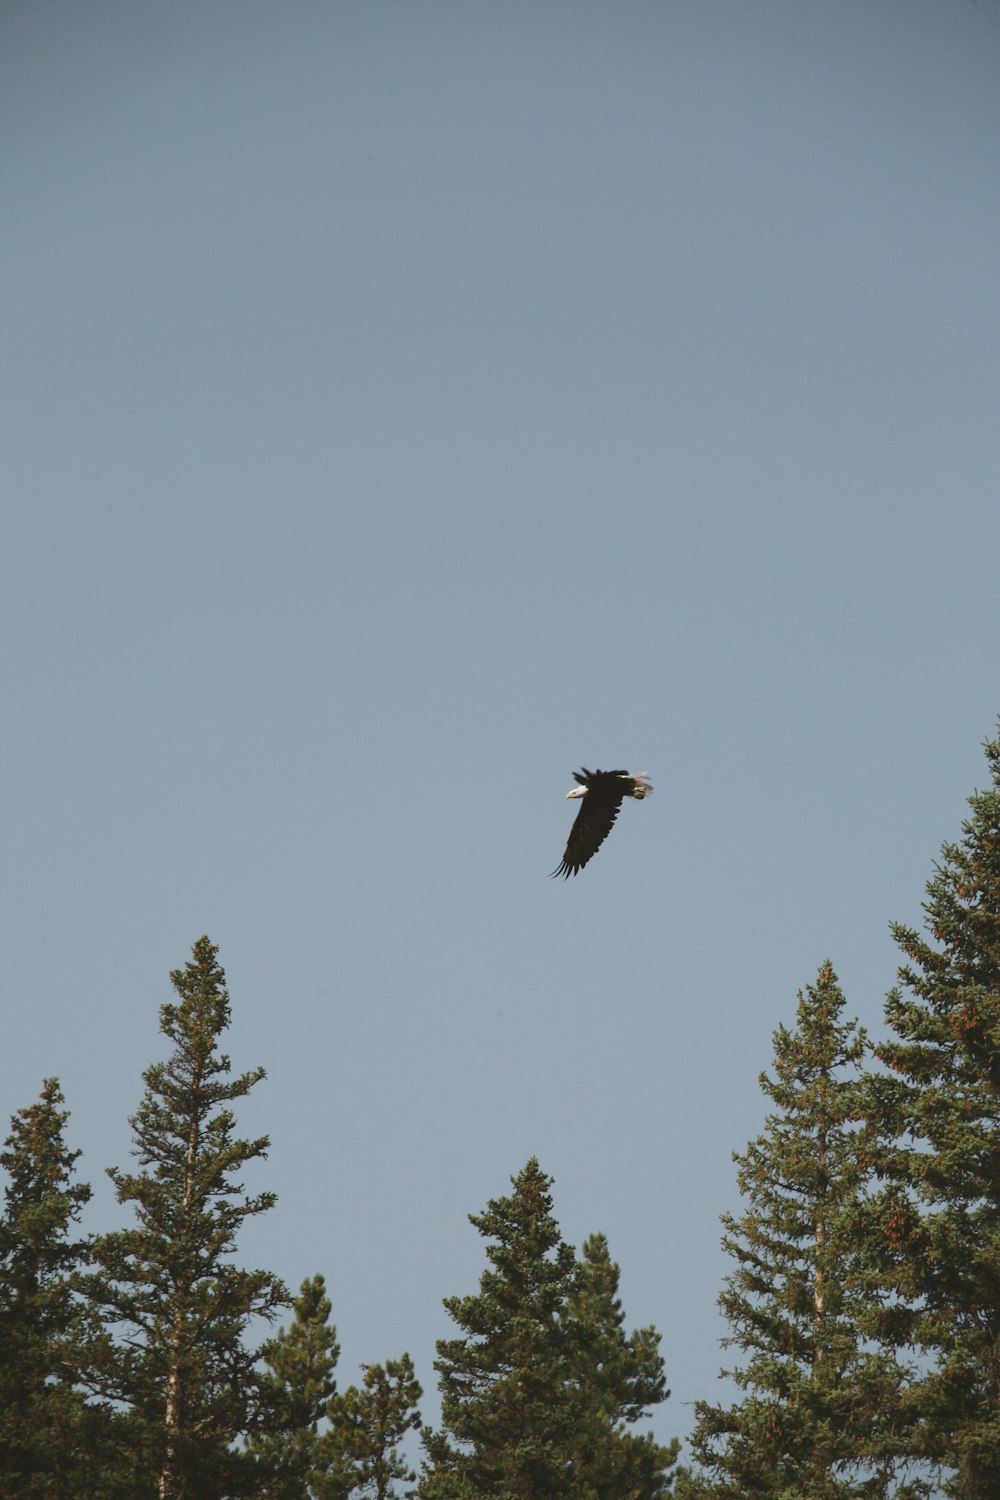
551 787 625 878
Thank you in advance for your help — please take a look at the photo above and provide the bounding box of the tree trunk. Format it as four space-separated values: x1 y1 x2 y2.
159 1101 200 1499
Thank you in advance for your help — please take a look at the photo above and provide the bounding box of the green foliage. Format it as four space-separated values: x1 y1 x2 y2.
420 1158 677 1500
248 1274 421 1500
322 1353 423 1500
251 1273 342 1498
0 1079 95 1495
420 1157 579 1500
77 936 288 1500
567 1232 680 1500
862 729 1000 1498
679 965 915 1500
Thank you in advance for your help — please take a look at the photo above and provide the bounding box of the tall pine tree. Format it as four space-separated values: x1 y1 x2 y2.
79 936 288 1500
0 1079 98 1496
420 1158 676 1500
863 727 1000 1498
678 965 914 1500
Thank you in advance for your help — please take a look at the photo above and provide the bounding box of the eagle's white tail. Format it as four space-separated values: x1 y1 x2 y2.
629 773 653 800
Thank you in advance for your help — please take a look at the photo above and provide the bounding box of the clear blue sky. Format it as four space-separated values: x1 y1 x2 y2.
3 0 999 1458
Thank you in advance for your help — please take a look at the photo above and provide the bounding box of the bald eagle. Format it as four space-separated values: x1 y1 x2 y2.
551 768 653 878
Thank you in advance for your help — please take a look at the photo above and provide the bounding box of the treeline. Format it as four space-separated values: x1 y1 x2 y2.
0 937 676 1500
3 729 1000 1500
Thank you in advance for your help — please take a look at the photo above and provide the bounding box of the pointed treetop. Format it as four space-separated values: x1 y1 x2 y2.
160 934 231 1051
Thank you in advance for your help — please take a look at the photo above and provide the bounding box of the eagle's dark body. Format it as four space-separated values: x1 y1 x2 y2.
551 768 653 878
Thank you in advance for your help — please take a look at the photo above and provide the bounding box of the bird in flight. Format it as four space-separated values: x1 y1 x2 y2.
551 768 653 878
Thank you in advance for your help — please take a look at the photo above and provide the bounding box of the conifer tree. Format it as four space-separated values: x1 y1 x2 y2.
0 1079 96 1495
78 936 288 1500
250 1273 341 1498
567 1232 679 1499
863 727 1000 1498
678 965 914 1500
322 1354 423 1500
420 1158 676 1500
420 1158 578 1500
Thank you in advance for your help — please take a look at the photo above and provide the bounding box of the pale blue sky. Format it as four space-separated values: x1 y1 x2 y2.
3 0 999 1457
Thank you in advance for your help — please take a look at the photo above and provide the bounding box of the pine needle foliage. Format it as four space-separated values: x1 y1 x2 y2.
567 1231 680 1500
679 965 915 1500
0 1079 97 1496
863 728 1000 1498
78 936 288 1500
420 1158 676 1500
322 1354 423 1500
251 1273 341 1498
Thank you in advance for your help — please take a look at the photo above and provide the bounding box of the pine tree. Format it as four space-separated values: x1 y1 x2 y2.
567 1233 679 1500
78 936 288 1500
322 1354 423 1500
420 1158 578 1500
0 1079 95 1495
863 727 1000 1499
250 1274 341 1498
420 1158 676 1500
678 965 914 1500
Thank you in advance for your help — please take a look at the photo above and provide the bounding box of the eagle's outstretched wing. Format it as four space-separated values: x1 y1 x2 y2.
552 769 649 878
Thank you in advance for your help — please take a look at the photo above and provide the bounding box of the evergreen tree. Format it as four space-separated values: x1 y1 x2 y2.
322 1354 423 1500
420 1158 676 1500
863 727 1000 1498
78 936 288 1500
678 965 914 1500
0 1079 95 1495
420 1158 578 1500
250 1273 341 1498
567 1233 679 1500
